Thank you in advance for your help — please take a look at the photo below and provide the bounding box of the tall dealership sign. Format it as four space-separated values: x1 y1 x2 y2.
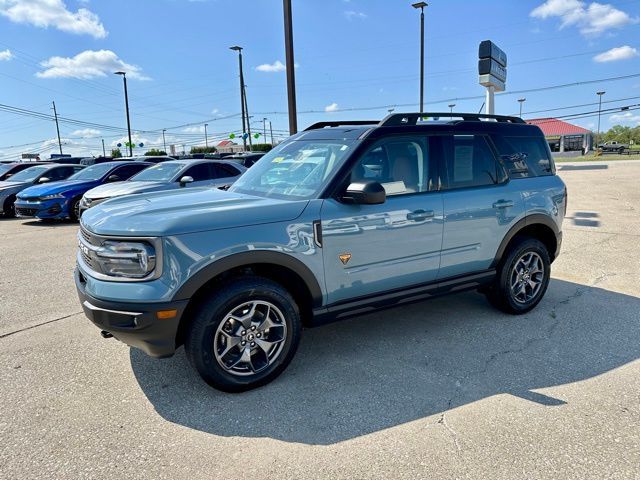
478 40 507 115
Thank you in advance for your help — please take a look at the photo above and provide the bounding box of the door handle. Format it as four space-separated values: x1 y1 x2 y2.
407 209 435 221
492 200 514 209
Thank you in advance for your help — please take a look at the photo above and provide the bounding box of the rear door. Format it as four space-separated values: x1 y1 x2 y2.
321 135 444 304
437 133 525 279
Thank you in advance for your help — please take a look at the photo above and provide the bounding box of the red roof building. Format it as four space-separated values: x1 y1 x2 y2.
527 118 593 153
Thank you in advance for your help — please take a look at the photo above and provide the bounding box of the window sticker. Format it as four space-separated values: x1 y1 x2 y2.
453 145 473 182
271 156 285 163
382 181 406 195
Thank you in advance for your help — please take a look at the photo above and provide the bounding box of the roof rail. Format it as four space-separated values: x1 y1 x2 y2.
304 120 378 131
379 112 525 127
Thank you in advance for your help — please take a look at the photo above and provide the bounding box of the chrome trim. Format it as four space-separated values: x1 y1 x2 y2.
82 300 143 317
77 225 164 283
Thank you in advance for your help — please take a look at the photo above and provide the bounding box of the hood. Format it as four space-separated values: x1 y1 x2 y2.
81 187 309 236
18 179 97 199
84 180 169 200
0 180 30 194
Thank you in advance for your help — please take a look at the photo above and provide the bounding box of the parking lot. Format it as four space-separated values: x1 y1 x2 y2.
1 160 639 479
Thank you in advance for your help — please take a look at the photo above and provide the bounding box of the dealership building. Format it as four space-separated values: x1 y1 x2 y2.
527 118 593 154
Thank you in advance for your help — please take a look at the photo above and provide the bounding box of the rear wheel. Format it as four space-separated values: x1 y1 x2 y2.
69 197 82 221
2 195 16 218
485 237 551 314
185 276 302 392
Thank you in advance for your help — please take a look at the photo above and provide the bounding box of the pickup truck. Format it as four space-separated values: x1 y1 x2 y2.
598 141 629 153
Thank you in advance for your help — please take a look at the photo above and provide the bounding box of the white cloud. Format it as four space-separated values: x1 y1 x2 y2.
70 128 100 137
325 102 339 112
0 0 107 38
0 49 13 61
37 50 149 80
609 112 640 125
344 10 366 20
256 60 286 73
531 0 637 36
182 126 205 133
594 45 639 62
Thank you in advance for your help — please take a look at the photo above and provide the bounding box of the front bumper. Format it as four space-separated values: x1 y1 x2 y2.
75 268 188 358
15 198 68 219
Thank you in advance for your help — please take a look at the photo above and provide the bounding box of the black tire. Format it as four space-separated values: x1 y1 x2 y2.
3 195 16 218
69 197 82 221
484 236 551 315
185 276 302 392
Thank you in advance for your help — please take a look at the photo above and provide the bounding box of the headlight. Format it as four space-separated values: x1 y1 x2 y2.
40 193 65 200
94 241 156 278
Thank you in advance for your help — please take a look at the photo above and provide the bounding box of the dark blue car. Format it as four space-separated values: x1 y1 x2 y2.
15 161 151 221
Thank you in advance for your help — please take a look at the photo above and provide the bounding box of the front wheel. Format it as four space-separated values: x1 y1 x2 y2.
185 276 302 392
485 237 551 314
69 197 82 221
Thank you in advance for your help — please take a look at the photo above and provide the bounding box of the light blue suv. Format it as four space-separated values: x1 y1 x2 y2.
75 113 567 392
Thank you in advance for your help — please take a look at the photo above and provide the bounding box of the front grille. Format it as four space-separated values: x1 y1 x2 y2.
15 207 38 216
80 226 100 246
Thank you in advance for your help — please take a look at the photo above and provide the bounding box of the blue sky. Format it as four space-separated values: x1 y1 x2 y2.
0 0 639 158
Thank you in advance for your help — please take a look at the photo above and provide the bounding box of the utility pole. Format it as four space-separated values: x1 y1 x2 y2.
114 71 133 156
204 123 209 148
263 118 267 145
162 129 167 152
230 46 248 151
244 92 253 151
412 2 428 113
52 101 63 155
269 120 274 146
283 0 298 134
101 138 106 157
597 91 605 150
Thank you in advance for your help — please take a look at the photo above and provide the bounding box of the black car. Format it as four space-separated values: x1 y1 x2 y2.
48 157 91 165
225 152 265 168
0 162 48 181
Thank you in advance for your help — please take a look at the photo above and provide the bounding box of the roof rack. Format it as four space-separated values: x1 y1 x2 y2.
379 112 525 126
304 120 378 131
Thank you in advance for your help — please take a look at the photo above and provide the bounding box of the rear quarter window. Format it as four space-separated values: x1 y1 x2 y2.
492 135 555 178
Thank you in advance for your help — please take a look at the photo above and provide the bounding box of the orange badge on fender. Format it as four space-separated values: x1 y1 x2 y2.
339 253 352 265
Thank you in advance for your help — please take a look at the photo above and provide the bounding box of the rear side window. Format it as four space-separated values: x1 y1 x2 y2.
440 135 499 189
47 166 76 180
493 136 555 178
213 163 242 178
111 164 148 180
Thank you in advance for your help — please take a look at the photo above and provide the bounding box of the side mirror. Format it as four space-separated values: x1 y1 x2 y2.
107 175 120 182
38 177 50 184
179 175 194 187
341 181 386 205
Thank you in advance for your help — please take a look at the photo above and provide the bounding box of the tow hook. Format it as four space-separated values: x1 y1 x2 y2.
100 330 113 339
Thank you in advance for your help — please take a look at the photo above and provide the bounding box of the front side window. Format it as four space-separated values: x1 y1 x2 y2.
441 135 499 189
230 139 354 200
492 135 555 178
69 163 114 181
350 137 433 196
183 163 212 181
8 165 49 182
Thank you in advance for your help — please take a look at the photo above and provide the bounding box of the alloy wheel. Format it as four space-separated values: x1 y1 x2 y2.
509 251 544 304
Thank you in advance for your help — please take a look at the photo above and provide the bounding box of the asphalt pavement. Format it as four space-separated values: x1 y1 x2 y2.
1 160 639 479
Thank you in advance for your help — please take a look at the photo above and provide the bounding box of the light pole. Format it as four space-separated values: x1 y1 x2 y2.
518 98 526 117
230 46 248 151
263 118 268 145
597 91 605 150
114 71 133 157
448 103 456 113
51 101 63 155
162 129 167 153
101 138 106 157
269 120 274 146
204 123 209 148
412 2 427 113
283 0 298 134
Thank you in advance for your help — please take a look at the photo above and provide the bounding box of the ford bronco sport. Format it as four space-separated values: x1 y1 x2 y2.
75 112 566 392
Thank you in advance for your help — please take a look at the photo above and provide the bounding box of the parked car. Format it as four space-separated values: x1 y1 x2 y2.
76 112 566 392
226 152 265 168
79 159 245 214
79 156 114 166
47 157 91 165
597 141 629 154
0 162 47 181
0 164 84 217
15 161 151 221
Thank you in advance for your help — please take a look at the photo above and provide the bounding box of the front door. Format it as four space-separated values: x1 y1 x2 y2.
321 135 444 305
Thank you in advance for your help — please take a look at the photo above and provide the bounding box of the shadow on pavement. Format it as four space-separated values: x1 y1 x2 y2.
558 164 608 171
19 219 78 227
130 279 640 445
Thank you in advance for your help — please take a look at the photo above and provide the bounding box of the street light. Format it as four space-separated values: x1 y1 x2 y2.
597 91 606 150
412 2 428 113
114 71 133 157
204 123 209 148
230 46 248 151
448 103 456 113
518 97 526 117
283 0 298 134
162 129 167 153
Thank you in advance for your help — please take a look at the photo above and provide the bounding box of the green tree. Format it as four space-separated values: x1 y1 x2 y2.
250 143 273 152
190 146 217 154
111 148 122 158
144 149 167 156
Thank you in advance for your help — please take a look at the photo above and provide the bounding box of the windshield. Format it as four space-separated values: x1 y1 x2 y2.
130 162 183 182
7 165 49 182
68 163 113 181
0 164 12 176
229 140 354 199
